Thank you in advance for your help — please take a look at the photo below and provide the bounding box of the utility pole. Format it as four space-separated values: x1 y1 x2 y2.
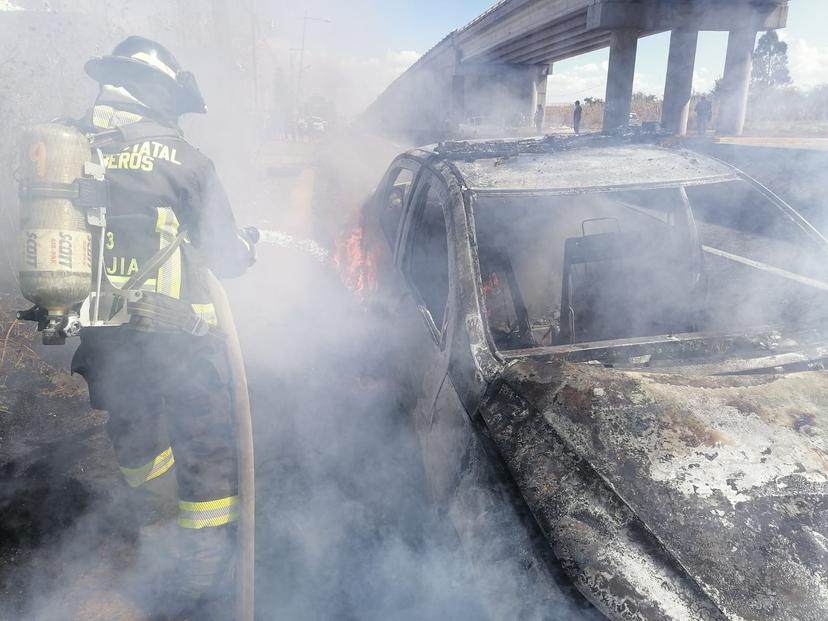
297 10 307 103
295 10 330 112
250 0 259 109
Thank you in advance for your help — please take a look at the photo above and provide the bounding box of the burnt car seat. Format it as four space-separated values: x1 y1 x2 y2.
557 231 703 345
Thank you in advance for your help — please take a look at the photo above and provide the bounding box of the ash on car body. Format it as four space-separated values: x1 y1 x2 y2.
353 134 828 621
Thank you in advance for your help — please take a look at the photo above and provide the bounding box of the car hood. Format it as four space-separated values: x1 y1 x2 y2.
502 359 828 621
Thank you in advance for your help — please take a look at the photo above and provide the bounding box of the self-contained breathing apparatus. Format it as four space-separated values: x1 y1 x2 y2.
17 122 209 344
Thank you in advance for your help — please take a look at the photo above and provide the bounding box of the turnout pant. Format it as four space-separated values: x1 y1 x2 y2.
72 326 239 531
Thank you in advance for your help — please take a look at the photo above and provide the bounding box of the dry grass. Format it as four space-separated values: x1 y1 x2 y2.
0 293 85 398
544 100 664 131
41 371 87 399
545 94 828 137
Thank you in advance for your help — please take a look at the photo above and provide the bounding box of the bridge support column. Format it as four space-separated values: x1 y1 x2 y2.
603 29 638 131
451 74 466 123
661 28 698 135
533 65 550 112
717 28 757 135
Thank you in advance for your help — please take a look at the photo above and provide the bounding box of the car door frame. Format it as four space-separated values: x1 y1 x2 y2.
392 161 462 461
396 161 457 348
374 155 424 261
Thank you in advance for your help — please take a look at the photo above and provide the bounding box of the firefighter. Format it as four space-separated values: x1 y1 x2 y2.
67 36 256 618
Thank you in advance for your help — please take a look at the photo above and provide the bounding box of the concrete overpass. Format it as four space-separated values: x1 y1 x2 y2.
365 0 789 140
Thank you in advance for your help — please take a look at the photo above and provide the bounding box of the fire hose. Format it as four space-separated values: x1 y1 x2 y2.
203 228 335 621
256 228 331 264
204 227 337 621
206 271 255 621
209 228 329 621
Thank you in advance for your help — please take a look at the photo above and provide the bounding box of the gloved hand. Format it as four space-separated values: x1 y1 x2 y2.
237 227 258 268
242 226 260 244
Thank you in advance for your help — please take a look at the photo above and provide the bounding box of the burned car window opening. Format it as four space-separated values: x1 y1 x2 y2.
380 166 415 249
406 172 450 340
474 181 828 351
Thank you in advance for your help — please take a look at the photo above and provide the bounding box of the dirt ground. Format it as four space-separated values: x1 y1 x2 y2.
0 293 141 619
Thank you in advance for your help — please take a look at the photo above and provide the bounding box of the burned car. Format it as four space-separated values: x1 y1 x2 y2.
356 136 828 621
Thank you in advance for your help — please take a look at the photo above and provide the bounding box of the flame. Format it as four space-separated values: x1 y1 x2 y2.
334 226 378 299
481 273 501 296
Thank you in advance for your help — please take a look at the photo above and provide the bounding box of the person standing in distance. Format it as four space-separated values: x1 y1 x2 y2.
695 96 713 135
573 100 583 135
534 103 545 134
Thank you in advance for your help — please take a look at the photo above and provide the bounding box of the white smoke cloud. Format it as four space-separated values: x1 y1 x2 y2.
321 49 421 117
4 4 828 621
783 36 828 89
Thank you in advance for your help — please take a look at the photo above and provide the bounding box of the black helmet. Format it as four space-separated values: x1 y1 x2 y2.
85 36 207 115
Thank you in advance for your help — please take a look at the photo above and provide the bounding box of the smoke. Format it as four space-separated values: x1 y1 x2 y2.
0 2 593 620
2 2 827 621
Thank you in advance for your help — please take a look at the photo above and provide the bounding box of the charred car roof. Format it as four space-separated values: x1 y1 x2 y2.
414 135 739 194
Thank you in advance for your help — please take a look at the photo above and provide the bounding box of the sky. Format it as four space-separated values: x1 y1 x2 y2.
5 0 817 114
283 0 828 112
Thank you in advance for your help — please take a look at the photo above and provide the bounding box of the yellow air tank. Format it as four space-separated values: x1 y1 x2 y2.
18 124 93 331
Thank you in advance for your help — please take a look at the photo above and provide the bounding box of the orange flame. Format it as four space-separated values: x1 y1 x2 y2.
334 226 379 300
481 273 501 297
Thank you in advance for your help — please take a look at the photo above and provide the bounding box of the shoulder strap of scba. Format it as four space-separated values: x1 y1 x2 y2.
95 223 210 336
85 123 209 335
89 121 183 148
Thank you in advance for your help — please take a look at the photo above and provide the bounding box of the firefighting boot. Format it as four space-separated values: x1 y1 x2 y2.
104 469 176 550
158 523 237 620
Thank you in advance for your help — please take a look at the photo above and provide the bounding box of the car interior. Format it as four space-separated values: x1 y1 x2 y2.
473 182 828 350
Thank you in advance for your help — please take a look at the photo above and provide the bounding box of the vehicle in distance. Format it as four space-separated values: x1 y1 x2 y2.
357 135 828 621
458 115 507 140
309 115 327 135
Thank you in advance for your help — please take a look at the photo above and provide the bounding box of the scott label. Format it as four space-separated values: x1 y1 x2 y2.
20 229 92 273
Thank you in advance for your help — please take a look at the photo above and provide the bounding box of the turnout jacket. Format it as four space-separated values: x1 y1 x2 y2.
77 104 255 327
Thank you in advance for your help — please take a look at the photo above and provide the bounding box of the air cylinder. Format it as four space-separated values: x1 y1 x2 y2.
18 124 92 318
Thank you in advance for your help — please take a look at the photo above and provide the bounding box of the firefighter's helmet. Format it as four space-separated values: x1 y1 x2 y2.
85 36 207 115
